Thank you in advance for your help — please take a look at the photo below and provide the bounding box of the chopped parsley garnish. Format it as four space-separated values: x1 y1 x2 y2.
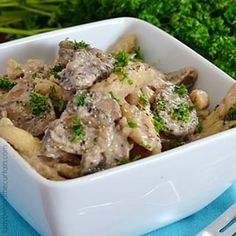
225 105 236 121
109 91 120 102
75 93 86 106
127 78 133 85
32 71 38 79
175 84 188 97
171 103 190 123
188 103 195 111
118 155 142 165
127 120 138 128
140 141 152 150
113 50 132 84
132 46 143 61
153 112 166 133
196 123 203 133
139 93 149 107
73 40 89 49
50 64 63 79
132 155 142 161
0 76 16 91
117 70 128 81
114 50 129 68
118 158 130 165
49 86 67 115
156 98 165 111
71 117 84 142
29 91 47 116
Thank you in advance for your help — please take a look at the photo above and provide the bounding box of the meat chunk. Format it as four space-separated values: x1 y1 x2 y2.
65 90 121 127
153 84 198 137
57 40 77 66
152 84 199 150
165 67 198 89
41 90 132 175
6 59 24 79
0 81 56 136
7 59 47 81
59 46 114 92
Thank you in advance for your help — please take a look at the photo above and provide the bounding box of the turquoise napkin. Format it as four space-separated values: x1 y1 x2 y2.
0 184 235 236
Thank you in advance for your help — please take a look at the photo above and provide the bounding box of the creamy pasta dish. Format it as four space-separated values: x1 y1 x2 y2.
0 33 236 180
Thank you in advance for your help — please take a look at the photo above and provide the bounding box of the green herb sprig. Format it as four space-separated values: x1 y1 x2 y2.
171 103 190 123
139 93 149 107
0 76 16 91
109 91 120 102
75 93 86 106
71 117 84 142
156 98 165 111
225 105 236 121
72 40 89 49
50 64 63 79
132 47 143 61
127 120 138 128
29 91 47 116
153 112 166 133
113 50 133 84
175 84 188 97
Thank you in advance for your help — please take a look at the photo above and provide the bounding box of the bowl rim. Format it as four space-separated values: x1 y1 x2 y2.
0 17 235 187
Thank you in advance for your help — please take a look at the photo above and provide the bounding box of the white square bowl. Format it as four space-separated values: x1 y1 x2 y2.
0 17 236 236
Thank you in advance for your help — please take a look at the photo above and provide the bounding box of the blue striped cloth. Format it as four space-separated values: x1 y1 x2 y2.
0 184 235 236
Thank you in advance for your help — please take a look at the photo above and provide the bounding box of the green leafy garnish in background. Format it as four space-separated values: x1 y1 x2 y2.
0 0 235 80
114 50 129 69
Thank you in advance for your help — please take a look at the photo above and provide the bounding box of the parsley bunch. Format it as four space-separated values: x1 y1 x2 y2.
0 0 235 79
